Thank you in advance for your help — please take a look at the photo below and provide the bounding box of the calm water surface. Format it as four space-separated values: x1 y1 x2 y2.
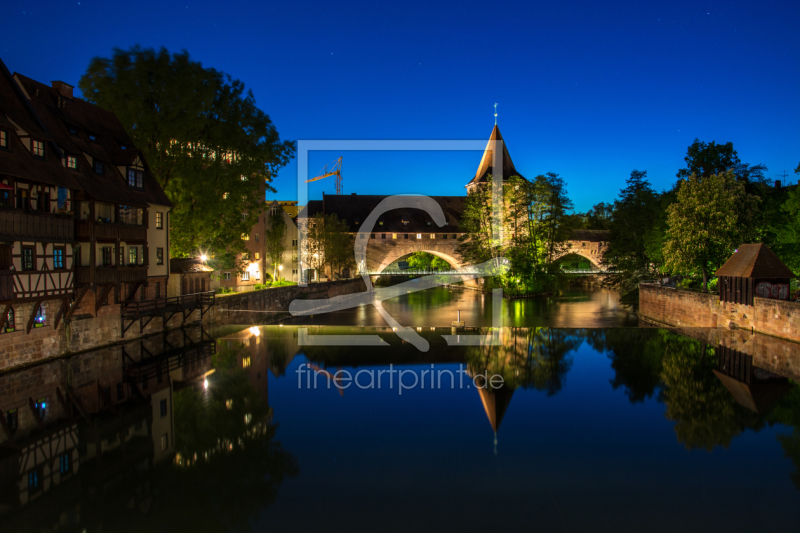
1 289 799 532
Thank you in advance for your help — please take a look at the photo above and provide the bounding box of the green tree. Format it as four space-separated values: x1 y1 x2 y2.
456 183 497 265
79 46 295 267
406 251 451 270
677 139 741 179
603 170 662 306
264 208 287 281
324 214 355 279
663 171 760 290
771 184 800 274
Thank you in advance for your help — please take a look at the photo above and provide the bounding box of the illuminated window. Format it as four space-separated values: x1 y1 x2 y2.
127 168 144 188
53 247 65 269
430 234 435 239
241 233 249 241
255 252 260 260
129 247 138 265
254 270 260 280
66 155 77 169
222 192 229 199
32 140 45 158
0 130 7 148
416 233 421 239
4 308 15 332
392 233 397 240
22 247 34 270
242 357 250 368
244 413 252 425
156 212 163 229
226 399 233 410
241 271 250 281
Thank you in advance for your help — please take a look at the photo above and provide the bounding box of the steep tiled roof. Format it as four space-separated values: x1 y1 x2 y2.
0 58 81 190
300 194 466 233
13 73 171 207
467 125 525 187
715 243 795 278
170 258 214 274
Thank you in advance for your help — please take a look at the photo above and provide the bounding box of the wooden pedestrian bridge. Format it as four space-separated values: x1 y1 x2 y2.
121 291 215 337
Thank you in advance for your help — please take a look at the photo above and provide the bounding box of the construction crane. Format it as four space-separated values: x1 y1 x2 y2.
306 156 343 195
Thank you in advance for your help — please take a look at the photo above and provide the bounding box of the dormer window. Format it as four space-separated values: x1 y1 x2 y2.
0 130 7 149
66 155 78 169
402 219 409 226
127 168 143 189
88 133 98 142
426 220 432 226
67 125 79 137
378 220 384 226
119 143 127 150
94 160 104 175
32 140 45 159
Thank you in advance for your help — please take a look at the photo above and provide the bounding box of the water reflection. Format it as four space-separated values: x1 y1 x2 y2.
285 286 638 328
1 324 799 531
0 326 296 533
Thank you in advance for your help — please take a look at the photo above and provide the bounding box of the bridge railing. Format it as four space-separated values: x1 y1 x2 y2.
365 269 480 276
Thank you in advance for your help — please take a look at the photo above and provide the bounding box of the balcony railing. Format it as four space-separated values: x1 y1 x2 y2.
76 266 148 285
0 209 74 241
75 220 147 242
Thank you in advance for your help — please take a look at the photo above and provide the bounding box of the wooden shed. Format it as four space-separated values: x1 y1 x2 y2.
715 243 795 306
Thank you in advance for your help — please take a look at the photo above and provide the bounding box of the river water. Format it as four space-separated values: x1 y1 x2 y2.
1 288 799 532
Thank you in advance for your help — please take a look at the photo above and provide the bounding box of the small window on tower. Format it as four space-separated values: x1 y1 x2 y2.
32 140 45 158
0 130 8 148
67 155 78 169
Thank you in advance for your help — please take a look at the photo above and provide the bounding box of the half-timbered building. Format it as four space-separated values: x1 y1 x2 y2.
0 58 81 334
14 73 172 314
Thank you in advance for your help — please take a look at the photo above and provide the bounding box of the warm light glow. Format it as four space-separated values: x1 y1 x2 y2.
248 326 260 336
200 254 208 262
203 379 208 389
278 264 283 271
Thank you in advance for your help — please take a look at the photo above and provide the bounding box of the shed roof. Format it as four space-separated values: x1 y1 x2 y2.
715 243 795 279
170 258 214 274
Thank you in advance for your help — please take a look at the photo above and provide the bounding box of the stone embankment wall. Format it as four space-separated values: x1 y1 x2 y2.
0 279 367 373
212 278 367 326
667 325 800 382
639 283 800 343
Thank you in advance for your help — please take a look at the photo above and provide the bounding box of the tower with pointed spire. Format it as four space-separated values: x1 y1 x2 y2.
465 124 526 194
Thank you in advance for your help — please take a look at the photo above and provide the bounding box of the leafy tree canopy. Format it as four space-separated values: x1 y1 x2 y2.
677 138 741 179
663 171 760 290
79 46 295 267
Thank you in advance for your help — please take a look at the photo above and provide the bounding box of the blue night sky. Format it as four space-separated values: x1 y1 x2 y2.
3 0 799 211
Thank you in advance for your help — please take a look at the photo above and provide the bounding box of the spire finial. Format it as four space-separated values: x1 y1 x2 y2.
493 103 498 125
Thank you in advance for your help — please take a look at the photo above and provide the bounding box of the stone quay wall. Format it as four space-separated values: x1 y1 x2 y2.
639 283 800 343
1 279 369 374
211 278 368 326
0 289 204 373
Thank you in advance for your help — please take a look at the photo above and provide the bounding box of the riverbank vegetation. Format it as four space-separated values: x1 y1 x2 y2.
457 138 799 304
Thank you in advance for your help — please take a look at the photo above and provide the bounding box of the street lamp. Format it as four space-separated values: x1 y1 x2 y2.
200 254 208 262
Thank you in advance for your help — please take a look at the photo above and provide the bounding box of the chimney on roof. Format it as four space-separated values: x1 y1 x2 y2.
775 180 782 190
51 81 73 99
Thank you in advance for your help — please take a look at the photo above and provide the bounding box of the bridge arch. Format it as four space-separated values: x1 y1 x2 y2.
367 241 465 273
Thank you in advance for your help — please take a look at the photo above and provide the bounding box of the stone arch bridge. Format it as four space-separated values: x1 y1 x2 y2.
303 194 610 275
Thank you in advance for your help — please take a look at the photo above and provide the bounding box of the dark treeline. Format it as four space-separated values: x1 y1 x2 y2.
570 139 800 305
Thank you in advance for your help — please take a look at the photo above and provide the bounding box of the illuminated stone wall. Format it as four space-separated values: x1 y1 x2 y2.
639 283 800 343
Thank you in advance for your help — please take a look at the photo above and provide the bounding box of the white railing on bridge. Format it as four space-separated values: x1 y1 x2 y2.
560 269 611 274
364 269 480 276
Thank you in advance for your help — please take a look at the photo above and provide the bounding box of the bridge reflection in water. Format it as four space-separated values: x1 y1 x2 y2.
1 325 799 531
